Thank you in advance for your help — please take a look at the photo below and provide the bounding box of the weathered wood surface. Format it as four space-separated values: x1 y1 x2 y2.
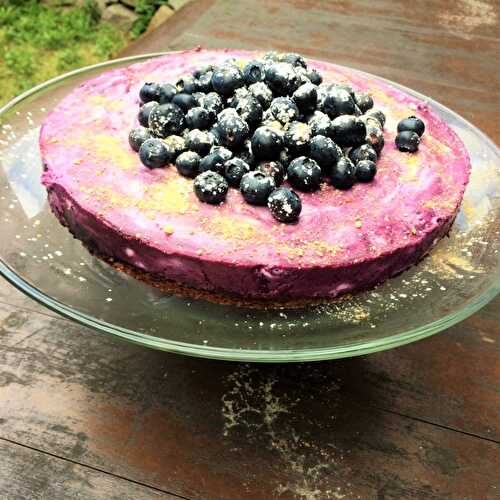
0 300 499 498
0 0 499 498
0 440 178 500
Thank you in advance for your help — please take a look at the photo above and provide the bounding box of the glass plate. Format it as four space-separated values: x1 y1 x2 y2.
0 53 498 362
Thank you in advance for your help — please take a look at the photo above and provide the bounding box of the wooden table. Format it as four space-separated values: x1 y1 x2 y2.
1 1 499 498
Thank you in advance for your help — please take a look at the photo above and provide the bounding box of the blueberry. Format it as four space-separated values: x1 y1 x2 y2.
251 126 283 160
196 72 213 93
229 86 250 104
191 92 206 105
139 138 173 169
316 83 334 108
176 151 200 178
256 160 285 186
397 116 425 136
199 152 225 175
148 103 185 137
349 144 378 164
139 82 161 103
278 148 293 168
199 92 224 120
261 117 284 133
211 65 244 96
216 105 237 119
128 126 151 152
264 51 280 62
330 157 356 189
163 134 186 158
176 73 198 94
192 64 213 79
138 101 158 127
260 106 274 122
208 125 221 146
172 92 197 112
294 66 310 85
248 82 274 109
215 113 249 149
224 157 251 187
210 145 233 161
283 121 311 155
322 88 356 118
243 60 265 85
395 131 420 152
308 135 343 174
287 156 322 192
365 109 386 128
292 82 317 114
360 114 383 131
194 171 228 204
158 83 177 104
185 129 214 156
186 106 212 130
306 68 322 85
355 159 377 182
331 115 366 147
240 171 276 205
268 187 302 223
280 52 307 68
236 140 256 167
353 92 373 113
365 125 385 155
335 83 355 99
227 90 248 111
232 95 263 129
265 62 300 96
308 111 334 138
269 97 300 124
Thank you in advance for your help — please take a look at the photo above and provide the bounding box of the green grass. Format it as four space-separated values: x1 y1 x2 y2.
0 0 129 106
132 0 172 37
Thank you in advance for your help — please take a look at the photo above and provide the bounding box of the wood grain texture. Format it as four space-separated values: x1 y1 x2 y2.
0 439 179 500
0 302 499 498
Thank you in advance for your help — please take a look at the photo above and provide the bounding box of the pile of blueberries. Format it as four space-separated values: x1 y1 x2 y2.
128 51 425 223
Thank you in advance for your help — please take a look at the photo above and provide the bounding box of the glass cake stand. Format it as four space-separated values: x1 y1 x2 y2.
0 53 498 362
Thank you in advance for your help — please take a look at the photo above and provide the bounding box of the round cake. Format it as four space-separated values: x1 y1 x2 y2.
39 48 471 302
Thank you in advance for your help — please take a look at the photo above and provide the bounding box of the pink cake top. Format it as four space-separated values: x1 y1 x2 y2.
40 48 470 271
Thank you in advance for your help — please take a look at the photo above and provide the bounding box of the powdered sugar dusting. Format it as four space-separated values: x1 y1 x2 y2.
221 364 348 499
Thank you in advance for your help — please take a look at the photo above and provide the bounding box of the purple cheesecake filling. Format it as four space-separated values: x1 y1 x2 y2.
40 48 471 300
